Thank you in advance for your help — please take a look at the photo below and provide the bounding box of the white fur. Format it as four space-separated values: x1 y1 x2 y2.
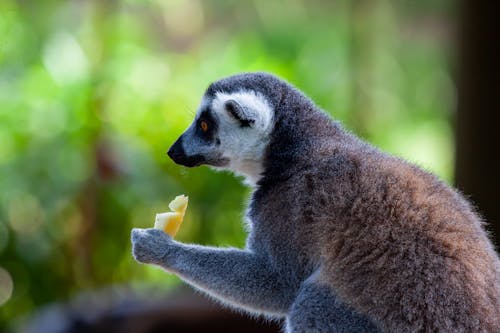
208 90 274 186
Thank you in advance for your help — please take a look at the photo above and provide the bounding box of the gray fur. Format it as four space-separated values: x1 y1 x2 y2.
132 72 500 332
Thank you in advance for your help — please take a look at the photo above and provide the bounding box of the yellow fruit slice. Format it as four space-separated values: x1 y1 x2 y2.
154 195 188 237
154 212 183 236
168 195 188 214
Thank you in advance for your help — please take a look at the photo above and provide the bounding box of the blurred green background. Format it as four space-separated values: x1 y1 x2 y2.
0 0 457 330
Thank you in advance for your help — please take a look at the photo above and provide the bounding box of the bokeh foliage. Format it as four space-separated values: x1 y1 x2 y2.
0 0 455 329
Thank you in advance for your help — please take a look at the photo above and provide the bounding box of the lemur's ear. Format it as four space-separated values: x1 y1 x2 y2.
224 99 255 128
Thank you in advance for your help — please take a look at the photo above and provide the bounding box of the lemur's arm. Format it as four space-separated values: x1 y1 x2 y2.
131 228 293 316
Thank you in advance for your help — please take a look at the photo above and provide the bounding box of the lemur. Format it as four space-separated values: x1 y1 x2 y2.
132 72 500 332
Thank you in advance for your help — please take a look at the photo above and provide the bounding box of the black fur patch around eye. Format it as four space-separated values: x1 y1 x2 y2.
196 109 218 142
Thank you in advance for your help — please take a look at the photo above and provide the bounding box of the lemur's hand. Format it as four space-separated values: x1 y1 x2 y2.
131 228 175 266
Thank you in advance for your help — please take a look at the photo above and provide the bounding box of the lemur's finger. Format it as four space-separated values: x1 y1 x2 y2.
131 228 144 243
144 228 167 237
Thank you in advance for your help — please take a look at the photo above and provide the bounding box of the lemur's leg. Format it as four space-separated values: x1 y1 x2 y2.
132 228 295 317
285 271 380 333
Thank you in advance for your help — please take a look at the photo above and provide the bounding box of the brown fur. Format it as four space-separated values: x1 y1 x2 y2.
256 116 500 332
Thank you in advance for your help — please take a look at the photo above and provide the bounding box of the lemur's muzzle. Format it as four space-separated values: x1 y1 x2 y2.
168 135 206 167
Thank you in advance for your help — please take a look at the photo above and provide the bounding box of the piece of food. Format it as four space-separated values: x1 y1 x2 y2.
154 195 188 237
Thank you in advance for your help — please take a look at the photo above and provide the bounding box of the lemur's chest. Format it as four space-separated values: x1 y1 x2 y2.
246 186 318 280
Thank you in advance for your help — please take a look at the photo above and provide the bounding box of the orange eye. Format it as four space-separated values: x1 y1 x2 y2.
200 120 208 132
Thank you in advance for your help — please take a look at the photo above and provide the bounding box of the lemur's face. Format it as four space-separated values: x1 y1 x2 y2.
168 90 274 185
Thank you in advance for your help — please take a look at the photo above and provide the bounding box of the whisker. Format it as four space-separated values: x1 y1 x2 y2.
183 102 196 117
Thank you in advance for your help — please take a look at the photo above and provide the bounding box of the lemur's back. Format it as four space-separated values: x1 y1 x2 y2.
297 133 500 332
247 91 500 331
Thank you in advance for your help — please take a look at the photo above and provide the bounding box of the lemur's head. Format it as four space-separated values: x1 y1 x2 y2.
168 72 290 185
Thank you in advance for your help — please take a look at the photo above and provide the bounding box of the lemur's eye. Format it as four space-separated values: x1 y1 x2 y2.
200 120 209 132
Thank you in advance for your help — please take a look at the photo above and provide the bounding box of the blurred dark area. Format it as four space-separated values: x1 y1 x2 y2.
0 0 498 332
454 0 500 251
22 288 281 333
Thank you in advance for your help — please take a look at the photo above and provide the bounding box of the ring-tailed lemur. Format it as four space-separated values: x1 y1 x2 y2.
132 72 500 332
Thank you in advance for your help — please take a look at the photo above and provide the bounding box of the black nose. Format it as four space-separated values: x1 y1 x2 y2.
167 136 206 167
167 136 185 161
